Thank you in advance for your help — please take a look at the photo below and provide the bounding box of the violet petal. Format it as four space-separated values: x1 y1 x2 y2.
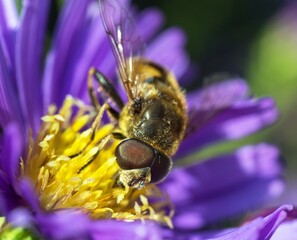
177 87 278 158
91 220 162 240
0 170 23 215
176 78 250 158
66 2 115 102
7 207 36 229
146 27 189 79
0 46 23 127
270 219 297 240
0 0 18 71
42 0 93 108
161 144 284 229
215 205 293 240
36 210 92 240
136 8 164 42
0 123 23 184
15 0 50 133
17 178 40 213
168 205 294 239
36 211 162 240
0 124 26 215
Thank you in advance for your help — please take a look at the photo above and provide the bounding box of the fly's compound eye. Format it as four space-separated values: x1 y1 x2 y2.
115 138 155 170
115 138 172 184
150 151 172 183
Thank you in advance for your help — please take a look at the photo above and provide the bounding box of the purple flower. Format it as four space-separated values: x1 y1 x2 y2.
0 0 294 239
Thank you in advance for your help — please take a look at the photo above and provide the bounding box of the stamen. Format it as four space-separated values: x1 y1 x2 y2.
22 96 173 227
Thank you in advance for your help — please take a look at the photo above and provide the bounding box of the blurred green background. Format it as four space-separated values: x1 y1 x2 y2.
135 0 297 205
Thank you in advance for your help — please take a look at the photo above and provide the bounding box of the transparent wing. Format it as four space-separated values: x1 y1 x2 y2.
184 74 248 138
98 0 145 102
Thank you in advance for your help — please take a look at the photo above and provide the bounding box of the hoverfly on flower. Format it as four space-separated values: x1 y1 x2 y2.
80 0 188 189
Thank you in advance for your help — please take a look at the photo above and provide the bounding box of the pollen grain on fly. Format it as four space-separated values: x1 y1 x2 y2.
22 96 173 227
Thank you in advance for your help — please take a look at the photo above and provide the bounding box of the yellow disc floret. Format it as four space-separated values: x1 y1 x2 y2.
21 96 173 227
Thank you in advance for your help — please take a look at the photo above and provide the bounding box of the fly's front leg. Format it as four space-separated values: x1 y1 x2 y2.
88 67 124 121
88 67 101 112
69 103 109 158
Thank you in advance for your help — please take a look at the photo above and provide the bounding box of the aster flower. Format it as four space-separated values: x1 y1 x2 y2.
0 0 294 239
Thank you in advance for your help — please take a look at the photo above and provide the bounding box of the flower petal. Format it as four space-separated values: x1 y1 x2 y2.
36 210 162 240
43 0 120 107
161 144 284 229
43 1 170 108
137 8 164 41
0 123 24 215
15 0 50 133
167 205 294 239
0 0 18 71
0 1 22 128
177 79 277 158
91 220 162 240
146 27 189 79
216 205 293 240
18 179 40 213
66 3 113 103
0 123 23 184
0 46 23 127
43 0 102 108
36 210 92 240
7 207 36 229
270 219 297 240
0 170 23 216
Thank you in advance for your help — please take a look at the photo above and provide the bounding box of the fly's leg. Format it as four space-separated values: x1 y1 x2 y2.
70 67 117 157
71 67 126 171
88 67 124 120
69 102 109 158
71 103 113 173
77 134 111 173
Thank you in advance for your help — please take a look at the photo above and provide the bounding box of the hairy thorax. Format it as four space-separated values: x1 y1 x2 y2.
119 66 187 156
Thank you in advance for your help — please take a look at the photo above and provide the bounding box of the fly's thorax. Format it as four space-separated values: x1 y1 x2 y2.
119 93 186 156
118 59 187 156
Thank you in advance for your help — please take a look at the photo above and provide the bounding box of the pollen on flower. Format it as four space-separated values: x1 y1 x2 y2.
22 96 173 228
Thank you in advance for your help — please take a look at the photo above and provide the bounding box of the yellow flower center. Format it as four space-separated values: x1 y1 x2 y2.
21 96 173 228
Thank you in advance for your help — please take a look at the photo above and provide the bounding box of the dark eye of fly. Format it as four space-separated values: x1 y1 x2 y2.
115 138 172 183
115 138 154 169
150 151 172 183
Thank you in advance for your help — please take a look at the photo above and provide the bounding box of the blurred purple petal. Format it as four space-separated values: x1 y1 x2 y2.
7 207 36 229
188 79 249 110
177 86 278 158
161 144 284 229
0 124 26 214
15 0 50 133
36 210 92 240
213 205 293 240
91 220 162 240
33 214 184 240
0 123 23 184
18 178 41 213
36 210 162 240
177 79 250 158
0 0 18 71
66 2 113 102
72 6 164 103
137 8 164 41
271 219 297 240
0 47 23 127
0 171 23 215
42 0 92 108
146 27 189 79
